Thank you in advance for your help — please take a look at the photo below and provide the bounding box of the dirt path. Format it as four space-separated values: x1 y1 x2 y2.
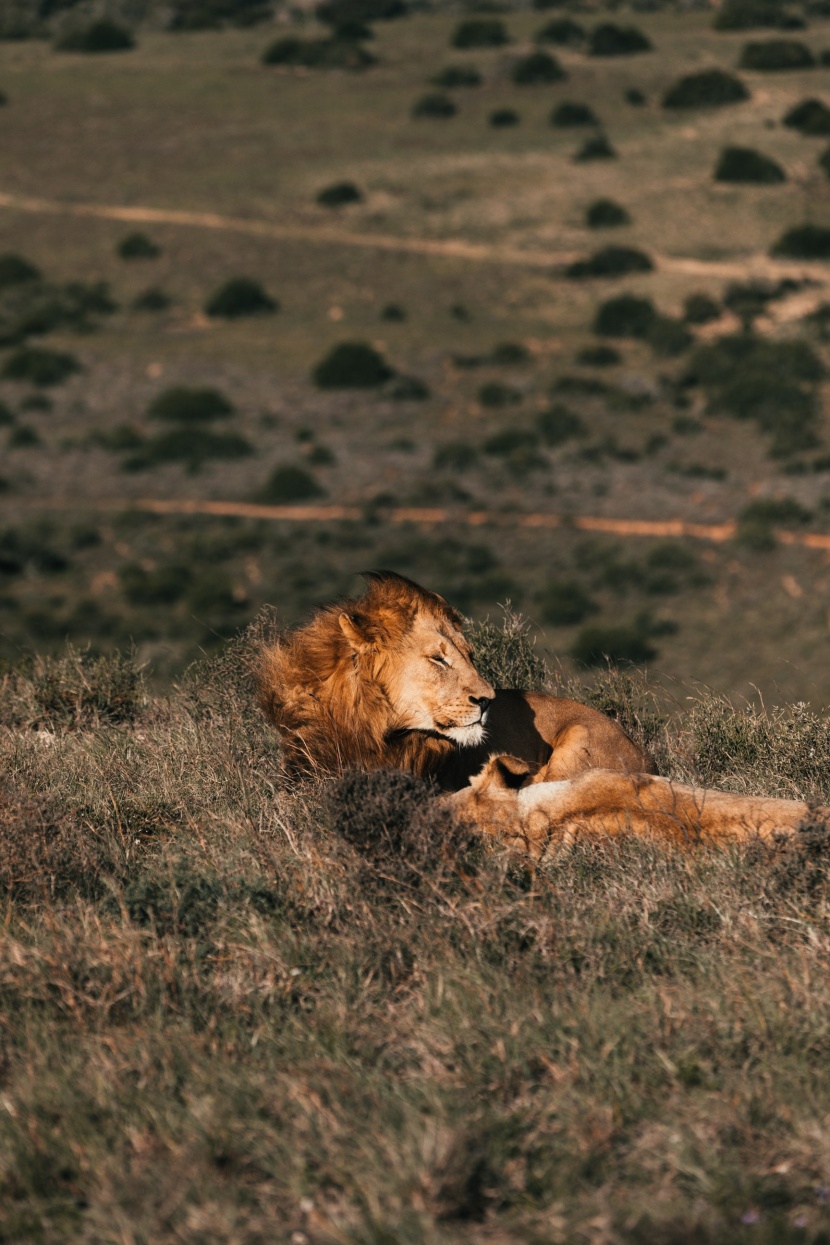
1 189 827 283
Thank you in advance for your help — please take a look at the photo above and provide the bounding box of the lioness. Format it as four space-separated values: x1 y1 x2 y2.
256 570 653 789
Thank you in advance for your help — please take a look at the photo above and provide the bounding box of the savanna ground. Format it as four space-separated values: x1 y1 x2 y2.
3 2 830 1240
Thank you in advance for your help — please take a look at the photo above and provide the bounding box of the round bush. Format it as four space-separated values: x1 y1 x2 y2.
132 287 171 312
380 303 406 321
625 87 647 105
147 387 234 424
0 91 7 106
312 341 394 388
586 198 630 227
430 65 482 88
261 36 375 70
317 0 406 25
739 39 815 69
536 18 585 46
204 277 278 318
257 464 325 503
125 429 253 471
433 441 478 471
663 68 750 108
571 622 658 667
577 344 621 367
489 108 519 127
56 20 135 52
684 293 721 324
550 100 598 126
1 346 81 387
388 375 430 401
0 253 40 288
574 134 616 161
648 317 693 357
511 50 565 84
316 181 363 207
714 145 787 182
478 382 522 409
588 23 652 56
451 18 509 49
117 232 161 260
566 247 653 279
783 97 830 134
715 0 802 29
594 293 658 337
536 403 586 445
412 92 457 119
770 224 830 258
539 579 598 627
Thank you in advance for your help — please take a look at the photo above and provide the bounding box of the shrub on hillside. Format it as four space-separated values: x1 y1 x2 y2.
663 68 750 108
593 293 658 337
312 341 394 388
736 495 812 548
491 341 531 365
536 403 586 444
261 36 376 70
0 254 40 288
684 292 721 324
412 92 457 118
388 375 430 400
550 101 598 126
257 464 325 503
783 97 830 132
147 387 234 424
511 50 565 84
566 246 653 279
739 38 815 68
430 65 482 87
771 223 830 257
536 18 584 46
117 232 161 260
452 18 509 48
648 317 692 357
205 278 278 318
316 181 363 207
571 615 661 667
820 146 830 177
489 108 519 127
478 382 522 408
715 0 803 29
433 441 479 471
317 0 406 23
1 346 81 386
539 579 599 626
124 429 253 471
714 145 786 182
132 287 171 312
577 344 621 367
573 134 616 161
466 608 550 691
170 0 274 29
586 198 630 227
588 23 652 55
55 19 135 52
625 87 647 105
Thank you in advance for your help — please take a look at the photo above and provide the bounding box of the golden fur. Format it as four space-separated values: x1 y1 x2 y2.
256 571 653 788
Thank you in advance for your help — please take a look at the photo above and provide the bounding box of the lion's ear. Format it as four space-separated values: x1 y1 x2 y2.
338 611 372 653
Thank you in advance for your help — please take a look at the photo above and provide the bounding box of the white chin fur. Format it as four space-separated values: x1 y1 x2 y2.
444 723 486 748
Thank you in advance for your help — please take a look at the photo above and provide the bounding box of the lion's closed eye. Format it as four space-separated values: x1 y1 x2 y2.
431 654 450 667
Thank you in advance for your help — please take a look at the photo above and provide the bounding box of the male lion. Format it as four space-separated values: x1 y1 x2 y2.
256 570 653 789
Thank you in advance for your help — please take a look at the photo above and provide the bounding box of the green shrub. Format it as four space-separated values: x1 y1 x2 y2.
478 382 522 408
491 341 530 365
147 387 234 424
648 317 693 357
536 403 586 445
19 393 51 412
317 0 406 23
117 232 161 260
593 293 658 337
723 278 797 325
8 425 40 448
312 341 394 388
586 197 630 227
571 616 660 667
56 19 135 52
261 37 376 70
539 578 598 626
566 246 653 279
783 96 830 133
124 429 253 471
770 223 830 257
388 375 430 400
489 108 519 127
684 292 721 324
119 562 191 605
483 427 538 455
171 0 274 29
466 607 550 691
316 181 363 207
132 287 171 312
576 344 621 367
452 18 509 48
430 65 482 87
511 50 565 84
739 38 815 69
0 278 117 347
0 253 40 288
205 277 278 318
625 87 647 105
1 346 81 386
714 145 786 182
433 441 479 471
412 92 457 118
736 496 812 548
0 400 13 426
257 464 325 503
573 134 616 161
715 0 802 28
550 100 598 126
380 303 406 321
588 23 652 55
536 18 584 46
663 68 750 108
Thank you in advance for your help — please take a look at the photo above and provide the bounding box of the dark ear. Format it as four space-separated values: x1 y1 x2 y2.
478 754 534 791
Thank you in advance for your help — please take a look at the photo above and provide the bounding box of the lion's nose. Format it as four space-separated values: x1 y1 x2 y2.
470 694 494 711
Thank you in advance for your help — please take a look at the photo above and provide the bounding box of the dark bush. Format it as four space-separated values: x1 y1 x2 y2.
594 293 657 337
316 181 363 207
820 145 830 177
0 90 7 105
1 346 81 386
431 65 482 87
736 496 812 550
0 278 117 346
147 387 234 424
550 101 598 126
124 429 253 471
483 427 538 455
0 254 40 288
0 401 13 426
132 287 171 312
205 277 278 318
452 18 509 48
117 232 160 260
261 36 376 70
577 344 621 367
489 108 519 127
388 375 430 400
433 441 479 471
771 223 830 258
573 134 616 161
723 278 798 325
536 18 584 45
783 97 830 133
588 23 652 55
715 0 802 28
663 68 750 108
536 403 586 445
586 197 630 227
491 341 530 365
119 562 191 605
739 39 815 69
714 145 786 182
170 0 274 29
571 617 660 667
478 382 522 408
56 19 135 52
412 92 457 119
684 292 721 324
625 87 647 105
511 50 565 84
648 317 693 357
381 303 406 321
256 464 325 503
566 246 653 279
312 341 394 388
539 579 598 626
317 0 406 24
8 425 40 448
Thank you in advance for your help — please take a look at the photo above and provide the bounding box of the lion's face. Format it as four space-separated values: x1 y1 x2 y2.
340 608 495 747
